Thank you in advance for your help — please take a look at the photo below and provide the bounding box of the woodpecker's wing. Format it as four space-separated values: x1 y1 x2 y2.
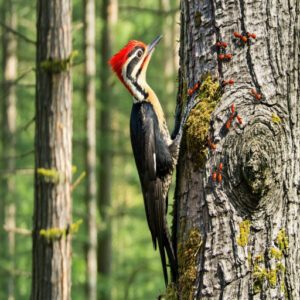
130 102 174 285
130 102 173 193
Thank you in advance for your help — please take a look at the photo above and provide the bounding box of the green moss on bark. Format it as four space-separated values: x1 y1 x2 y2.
40 50 78 73
185 74 221 169
177 228 202 300
237 220 251 247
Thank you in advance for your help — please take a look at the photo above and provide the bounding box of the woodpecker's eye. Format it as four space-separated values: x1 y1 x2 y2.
136 49 143 58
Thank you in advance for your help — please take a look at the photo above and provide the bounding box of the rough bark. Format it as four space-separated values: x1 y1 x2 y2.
84 0 98 299
97 0 117 299
31 1 73 299
1 1 17 299
174 0 299 299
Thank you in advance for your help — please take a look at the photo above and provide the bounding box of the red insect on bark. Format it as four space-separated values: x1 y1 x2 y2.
218 54 225 60
218 163 223 172
233 32 242 38
207 138 217 150
226 119 232 129
241 36 248 43
215 41 228 48
188 81 200 96
217 173 222 183
231 104 235 114
247 32 257 39
237 115 243 124
212 172 217 182
222 79 235 86
224 53 233 60
250 88 262 100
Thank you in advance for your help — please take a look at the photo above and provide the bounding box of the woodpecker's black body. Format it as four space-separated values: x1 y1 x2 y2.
109 36 196 286
130 102 177 284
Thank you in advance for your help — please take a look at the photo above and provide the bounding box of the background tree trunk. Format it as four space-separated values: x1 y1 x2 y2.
97 0 117 299
174 0 299 299
84 0 98 299
1 0 17 299
31 1 73 299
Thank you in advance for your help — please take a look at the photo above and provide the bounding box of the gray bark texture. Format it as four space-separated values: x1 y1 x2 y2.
1 0 17 299
173 0 299 299
31 1 73 299
84 0 98 298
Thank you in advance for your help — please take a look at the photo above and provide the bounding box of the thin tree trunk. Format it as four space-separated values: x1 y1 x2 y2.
1 1 17 299
173 0 299 299
84 0 98 299
31 1 73 299
160 0 176 122
98 0 117 299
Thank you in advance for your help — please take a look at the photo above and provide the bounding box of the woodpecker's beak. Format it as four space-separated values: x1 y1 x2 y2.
147 35 162 55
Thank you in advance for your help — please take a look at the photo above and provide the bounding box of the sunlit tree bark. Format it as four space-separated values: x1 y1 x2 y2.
173 0 299 299
31 1 73 299
84 0 98 299
1 0 17 299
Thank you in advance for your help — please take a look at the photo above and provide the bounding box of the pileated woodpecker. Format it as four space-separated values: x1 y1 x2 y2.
109 36 196 285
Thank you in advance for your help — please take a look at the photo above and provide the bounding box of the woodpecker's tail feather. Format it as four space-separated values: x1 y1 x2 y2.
153 180 177 286
163 225 178 282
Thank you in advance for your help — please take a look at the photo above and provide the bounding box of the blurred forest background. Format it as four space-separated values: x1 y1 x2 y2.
0 0 180 299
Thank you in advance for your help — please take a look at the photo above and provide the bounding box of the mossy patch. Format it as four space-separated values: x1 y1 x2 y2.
40 50 78 73
161 283 178 300
185 74 222 168
37 167 62 183
276 229 289 253
237 219 251 247
253 262 285 293
270 247 283 260
40 219 83 241
271 113 281 124
177 228 202 300
251 236 287 295
253 265 275 293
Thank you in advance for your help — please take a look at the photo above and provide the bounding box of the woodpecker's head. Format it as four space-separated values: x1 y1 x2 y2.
109 35 162 101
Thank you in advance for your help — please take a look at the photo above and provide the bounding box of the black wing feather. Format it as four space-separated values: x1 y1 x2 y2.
130 102 175 285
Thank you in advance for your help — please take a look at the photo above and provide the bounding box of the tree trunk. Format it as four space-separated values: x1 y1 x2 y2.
159 0 176 123
1 1 17 299
31 1 73 299
97 0 117 299
84 0 98 299
173 0 299 299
